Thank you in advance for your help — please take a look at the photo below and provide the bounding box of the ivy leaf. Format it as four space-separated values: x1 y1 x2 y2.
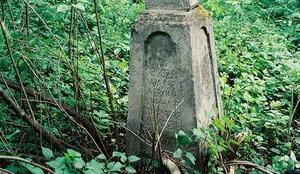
42 147 53 159
177 131 192 146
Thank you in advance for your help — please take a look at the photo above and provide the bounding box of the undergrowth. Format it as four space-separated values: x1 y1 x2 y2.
0 0 299 173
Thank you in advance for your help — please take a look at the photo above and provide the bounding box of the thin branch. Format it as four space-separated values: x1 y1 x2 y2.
92 0 120 148
7 1 16 31
288 97 300 139
68 5 80 112
0 87 64 150
0 19 36 121
0 155 54 174
155 99 185 150
225 160 279 174
0 76 109 156
22 0 71 69
0 167 14 174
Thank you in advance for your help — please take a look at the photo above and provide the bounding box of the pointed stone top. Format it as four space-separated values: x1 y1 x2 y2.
145 0 198 11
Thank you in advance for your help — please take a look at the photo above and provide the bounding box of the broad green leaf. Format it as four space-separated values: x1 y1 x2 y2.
5 166 20 173
193 129 205 139
284 142 292 150
270 148 281 154
177 131 192 145
114 48 121 55
243 92 255 102
42 147 53 159
113 151 124 157
185 152 196 165
107 162 114 170
128 156 140 163
125 166 137 173
120 155 127 163
107 162 123 172
46 157 65 169
111 162 123 172
96 154 106 160
173 149 182 158
213 118 225 132
67 149 81 157
21 163 44 174
86 160 105 172
73 158 85 169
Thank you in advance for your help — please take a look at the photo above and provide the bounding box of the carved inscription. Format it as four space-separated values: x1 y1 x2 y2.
142 32 182 137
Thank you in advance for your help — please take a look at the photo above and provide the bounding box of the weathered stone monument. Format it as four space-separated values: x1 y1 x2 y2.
126 0 222 167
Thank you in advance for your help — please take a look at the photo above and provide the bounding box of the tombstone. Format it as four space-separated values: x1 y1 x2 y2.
126 0 222 167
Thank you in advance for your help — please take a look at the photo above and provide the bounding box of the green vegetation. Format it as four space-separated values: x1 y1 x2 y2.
0 0 299 173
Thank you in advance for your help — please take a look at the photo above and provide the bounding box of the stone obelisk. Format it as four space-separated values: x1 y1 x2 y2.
126 0 222 167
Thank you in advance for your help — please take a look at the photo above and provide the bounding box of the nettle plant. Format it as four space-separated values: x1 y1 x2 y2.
22 148 140 174
173 114 300 174
45 149 140 174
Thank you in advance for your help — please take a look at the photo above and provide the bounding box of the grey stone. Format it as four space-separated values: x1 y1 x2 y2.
145 0 198 11
126 7 222 165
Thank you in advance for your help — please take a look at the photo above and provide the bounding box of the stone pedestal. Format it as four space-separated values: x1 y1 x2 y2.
126 4 222 166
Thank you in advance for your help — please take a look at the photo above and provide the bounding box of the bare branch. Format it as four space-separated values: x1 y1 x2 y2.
0 155 54 174
0 87 64 150
225 160 279 174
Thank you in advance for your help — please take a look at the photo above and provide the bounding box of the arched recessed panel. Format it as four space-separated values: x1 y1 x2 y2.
145 32 176 67
141 32 182 145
